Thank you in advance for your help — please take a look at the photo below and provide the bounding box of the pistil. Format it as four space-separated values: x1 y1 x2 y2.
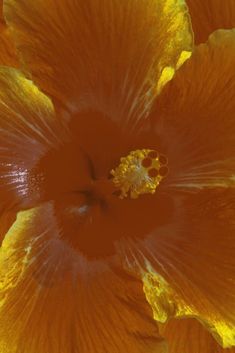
110 149 168 199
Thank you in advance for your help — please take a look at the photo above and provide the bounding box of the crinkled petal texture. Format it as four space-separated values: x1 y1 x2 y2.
0 0 18 66
4 0 192 125
163 318 235 353
187 0 235 44
0 203 167 353
118 30 235 349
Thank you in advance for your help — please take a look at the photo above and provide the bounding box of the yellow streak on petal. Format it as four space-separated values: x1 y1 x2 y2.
154 0 193 94
14 72 54 115
143 266 194 323
207 321 235 349
143 267 235 349
176 50 192 69
157 67 175 95
0 208 37 303
157 51 192 95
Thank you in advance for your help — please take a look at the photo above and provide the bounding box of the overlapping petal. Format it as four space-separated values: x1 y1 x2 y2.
4 0 192 125
187 0 235 44
121 187 235 348
0 203 167 353
0 67 68 212
117 30 235 348
0 2 234 352
163 318 235 353
150 30 235 193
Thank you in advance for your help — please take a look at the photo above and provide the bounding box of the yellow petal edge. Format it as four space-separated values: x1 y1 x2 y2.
143 263 235 349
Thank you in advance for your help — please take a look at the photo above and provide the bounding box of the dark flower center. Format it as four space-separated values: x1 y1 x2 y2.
35 110 173 259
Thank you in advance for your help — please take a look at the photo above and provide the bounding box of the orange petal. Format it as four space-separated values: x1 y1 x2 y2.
124 33 235 345
0 203 167 353
0 24 18 66
149 30 235 193
0 67 68 210
134 188 235 349
186 0 235 44
4 0 192 124
0 0 18 66
163 318 235 353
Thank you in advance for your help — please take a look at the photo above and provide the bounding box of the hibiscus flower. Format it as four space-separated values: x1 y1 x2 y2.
0 0 235 352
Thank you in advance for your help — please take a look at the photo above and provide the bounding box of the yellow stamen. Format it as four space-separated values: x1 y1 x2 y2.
111 149 168 199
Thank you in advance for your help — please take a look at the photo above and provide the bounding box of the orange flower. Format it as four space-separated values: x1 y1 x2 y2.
0 0 234 352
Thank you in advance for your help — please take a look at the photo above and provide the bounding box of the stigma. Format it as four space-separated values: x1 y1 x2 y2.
111 149 168 199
